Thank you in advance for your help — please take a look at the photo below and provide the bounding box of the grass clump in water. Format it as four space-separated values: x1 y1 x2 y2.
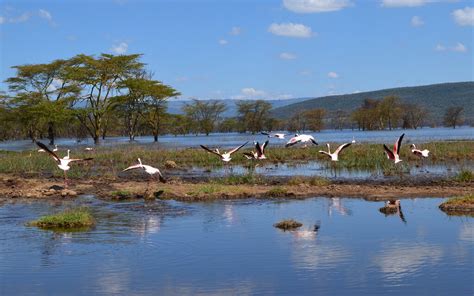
439 194 474 216
28 207 95 230
440 194 474 207
265 186 288 197
274 219 303 230
454 170 473 182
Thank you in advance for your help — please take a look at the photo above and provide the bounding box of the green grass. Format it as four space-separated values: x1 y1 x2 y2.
1 141 472 179
187 184 223 197
274 219 303 230
287 176 331 186
441 194 474 206
27 207 95 230
265 186 288 197
111 190 132 198
454 170 473 182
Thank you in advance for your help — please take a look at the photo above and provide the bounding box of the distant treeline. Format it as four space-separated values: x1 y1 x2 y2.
0 53 468 144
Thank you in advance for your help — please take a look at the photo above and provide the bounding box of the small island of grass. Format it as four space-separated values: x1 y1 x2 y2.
28 207 95 230
274 219 303 231
439 194 474 216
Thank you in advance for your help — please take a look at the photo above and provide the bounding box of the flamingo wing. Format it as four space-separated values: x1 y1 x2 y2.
200 145 222 157
228 141 248 155
35 141 60 162
123 164 143 172
334 143 351 155
318 150 332 158
394 133 405 155
383 144 395 160
68 158 94 163
285 137 301 147
262 140 269 153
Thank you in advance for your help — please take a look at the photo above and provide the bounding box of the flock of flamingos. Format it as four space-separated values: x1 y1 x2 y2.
34 132 430 188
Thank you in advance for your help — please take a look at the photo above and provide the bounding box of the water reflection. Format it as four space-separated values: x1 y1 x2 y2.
379 200 407 224
0 197 472 295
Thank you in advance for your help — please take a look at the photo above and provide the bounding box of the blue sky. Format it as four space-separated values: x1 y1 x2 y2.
1 0 472 100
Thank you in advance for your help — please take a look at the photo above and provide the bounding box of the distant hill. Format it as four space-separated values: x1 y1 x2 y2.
167 97 310 117
271 82 474 124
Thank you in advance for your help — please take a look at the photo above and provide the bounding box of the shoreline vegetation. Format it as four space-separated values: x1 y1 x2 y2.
27 207 95 230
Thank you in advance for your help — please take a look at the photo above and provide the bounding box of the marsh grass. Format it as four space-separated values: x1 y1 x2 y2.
27 207 95 230
441 194 474 206
287 176 331 186
454 170 473 182
274 219 303 230
1 141 472 178
187 184 223 197
265 186 288 197
111 190 132 198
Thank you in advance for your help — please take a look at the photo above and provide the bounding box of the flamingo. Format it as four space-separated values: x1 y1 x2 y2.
352 136 356 144
84 147 94 151
261 132 287 139
383 133 404 164
200 142 248 162
285 134 318 148
52 145 58 152
35 141 93 187
243 140 269 160
123 158 166 183
319 143 351 161
410 144 429 158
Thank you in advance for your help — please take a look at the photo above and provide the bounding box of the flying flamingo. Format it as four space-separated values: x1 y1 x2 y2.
243 140 269 160
319 143 351 161
410 144 430 158
261 132 287 139
35 141 93 187
383 133 404 164
200 142 248 162
123 158 166 183
285 134 318 148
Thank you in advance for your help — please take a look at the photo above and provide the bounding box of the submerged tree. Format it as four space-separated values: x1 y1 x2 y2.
183 100 227 135
444 106 464 129
236 100 272 134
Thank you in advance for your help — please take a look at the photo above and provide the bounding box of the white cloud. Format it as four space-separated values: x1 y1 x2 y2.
219 39 228 45
241 88 266 97
230 26 241 35
268 22 314 38
9 12 31 23
38 9 52 21
382 0 428 7
279 52 297 60
0 16 5 24
452 7 474 26
111 42 128 54
435 44 446 51
452 42 467 52
283 0 352 13
328 71 339 78
435 42 468 53
411 16 424 27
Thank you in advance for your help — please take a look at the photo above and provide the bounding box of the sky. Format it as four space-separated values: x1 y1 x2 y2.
0 0 473 100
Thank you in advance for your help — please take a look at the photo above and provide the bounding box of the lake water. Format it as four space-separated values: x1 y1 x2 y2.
0 196 472 295
1 126 473 152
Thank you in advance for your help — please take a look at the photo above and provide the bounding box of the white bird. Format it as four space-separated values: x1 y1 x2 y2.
352 136 356 144
383 133 404 164
52 144 58 152
123 158 166 183
37 148 46 152
63 149 71 160
261 132 287 139
84 147 94 151
410 144 429 158
35 141 93 187
285 134 318 148
200 142 248 162
243 140 269 160
319 143 351 161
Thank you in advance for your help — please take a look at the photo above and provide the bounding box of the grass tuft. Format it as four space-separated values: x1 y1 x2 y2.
274 219 303 230
265 186 288 197
454 170 473 182
27 207 95 230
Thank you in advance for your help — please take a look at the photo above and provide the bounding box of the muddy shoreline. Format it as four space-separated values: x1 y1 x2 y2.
1 173 472 202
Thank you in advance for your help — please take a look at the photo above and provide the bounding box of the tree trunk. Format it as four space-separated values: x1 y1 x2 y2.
154 133 158 142
48 122 55 145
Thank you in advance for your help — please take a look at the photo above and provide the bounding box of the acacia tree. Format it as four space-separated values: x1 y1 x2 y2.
303 108 326 132
5 60 79 144
444 106 464 129
401 103 428 129
183 100 227 135
236 100 272 134
66 53 144 144
378 95 402 130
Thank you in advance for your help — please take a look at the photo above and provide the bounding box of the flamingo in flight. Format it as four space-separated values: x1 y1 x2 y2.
244 140 269 160
261 132 287 139
383 133 404 164
200 142 248 162
285 134 318 148
319 143 351 161
35 141 93 187
410 144 430 158
123 158 166 183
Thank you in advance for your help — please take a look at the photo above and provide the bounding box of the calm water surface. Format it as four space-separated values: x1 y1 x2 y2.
0 196 472 295
1 126 473 151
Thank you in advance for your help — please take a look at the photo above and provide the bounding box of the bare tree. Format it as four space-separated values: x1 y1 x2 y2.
444 106 464 129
